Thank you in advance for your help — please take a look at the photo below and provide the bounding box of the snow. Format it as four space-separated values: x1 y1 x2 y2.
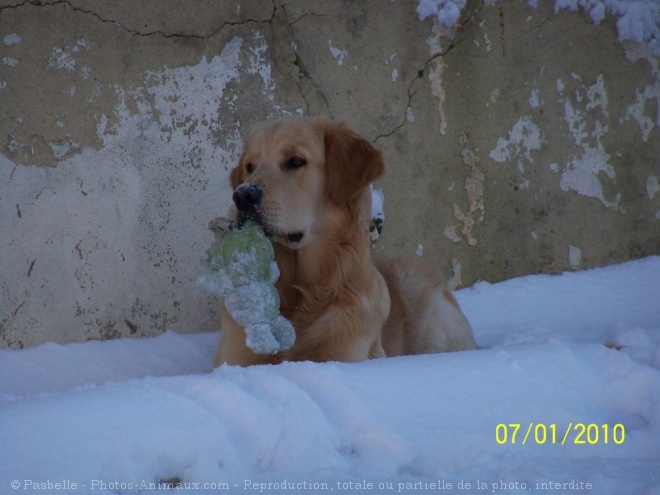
417 0 660 55
553 0 660 55
370 186 385 244
417 0 467 29
3 33 22 46
2 257 660 494
370 186 385 225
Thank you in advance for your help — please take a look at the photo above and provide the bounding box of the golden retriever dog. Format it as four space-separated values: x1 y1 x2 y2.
213 118 476 367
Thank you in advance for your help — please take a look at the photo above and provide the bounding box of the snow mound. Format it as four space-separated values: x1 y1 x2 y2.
1 257 659 494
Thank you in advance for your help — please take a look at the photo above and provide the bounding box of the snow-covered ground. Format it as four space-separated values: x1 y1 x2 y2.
2 257 660 494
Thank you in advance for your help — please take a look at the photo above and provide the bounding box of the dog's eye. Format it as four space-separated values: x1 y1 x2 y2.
286 156 307 170
246 162 255 175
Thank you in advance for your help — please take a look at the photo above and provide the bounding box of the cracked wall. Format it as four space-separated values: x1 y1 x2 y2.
1 0 659 348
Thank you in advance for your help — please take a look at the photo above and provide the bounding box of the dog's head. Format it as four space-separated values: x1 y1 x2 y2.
229 118 384 250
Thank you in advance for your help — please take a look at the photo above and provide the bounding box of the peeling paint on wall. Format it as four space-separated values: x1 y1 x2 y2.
489 116 543 173
248 32 276 99
328 40 347 66
622 46 660 142
475 18 493 53
429 60 448 135
568 244 582 270
0 30 288 347
444 143 484 246
422 17 452 136
647 176 659 199
406 107 415 122
557 74 621 210
102 36 243 150
2 0 660 348
446 258 464 290
529 88 542 108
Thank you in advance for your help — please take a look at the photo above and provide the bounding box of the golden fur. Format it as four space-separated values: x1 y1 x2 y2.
213 118 476 367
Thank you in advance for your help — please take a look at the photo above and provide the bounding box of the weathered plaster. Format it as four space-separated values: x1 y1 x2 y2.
489 116 543 174
556 74 621 210
622 44 660 142
404 0 660 285
443 143 484 246
1 0 659 348
1 1 305 347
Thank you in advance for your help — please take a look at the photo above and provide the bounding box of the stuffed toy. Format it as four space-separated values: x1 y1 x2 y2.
198 217 295 355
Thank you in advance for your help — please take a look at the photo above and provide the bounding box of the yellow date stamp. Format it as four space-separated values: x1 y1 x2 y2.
495 423 625 445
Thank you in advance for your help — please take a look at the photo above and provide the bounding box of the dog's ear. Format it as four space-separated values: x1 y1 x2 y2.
320 120 385 206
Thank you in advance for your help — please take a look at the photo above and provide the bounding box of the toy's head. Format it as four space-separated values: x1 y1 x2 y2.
206 220 274 287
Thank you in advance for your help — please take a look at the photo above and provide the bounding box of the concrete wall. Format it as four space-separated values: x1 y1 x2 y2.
1 0 659 348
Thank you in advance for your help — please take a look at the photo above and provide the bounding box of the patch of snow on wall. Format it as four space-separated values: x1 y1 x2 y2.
371 186 385 223
417 0 467 29
3 33 22 46
370 185 385 244
554 0 660 55
417 0 660 55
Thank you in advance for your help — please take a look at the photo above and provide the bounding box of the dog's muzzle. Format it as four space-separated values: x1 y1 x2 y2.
232 183 304 245
233 184 263 213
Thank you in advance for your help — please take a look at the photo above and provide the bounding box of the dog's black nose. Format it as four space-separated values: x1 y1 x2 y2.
233 184 263 212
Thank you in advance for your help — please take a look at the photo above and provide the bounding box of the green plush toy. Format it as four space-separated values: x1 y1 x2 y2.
198 217 295 355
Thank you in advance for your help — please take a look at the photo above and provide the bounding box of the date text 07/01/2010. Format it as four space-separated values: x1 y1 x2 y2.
495 423 625 446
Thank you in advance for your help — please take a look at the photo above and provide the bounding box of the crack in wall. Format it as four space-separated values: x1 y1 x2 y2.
4 0 423 142
270 4 332 118
288 11 334 26
3 0 660 348
372 0 478 144
1 0 277 39
374 47 455 143
373 72 422 142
